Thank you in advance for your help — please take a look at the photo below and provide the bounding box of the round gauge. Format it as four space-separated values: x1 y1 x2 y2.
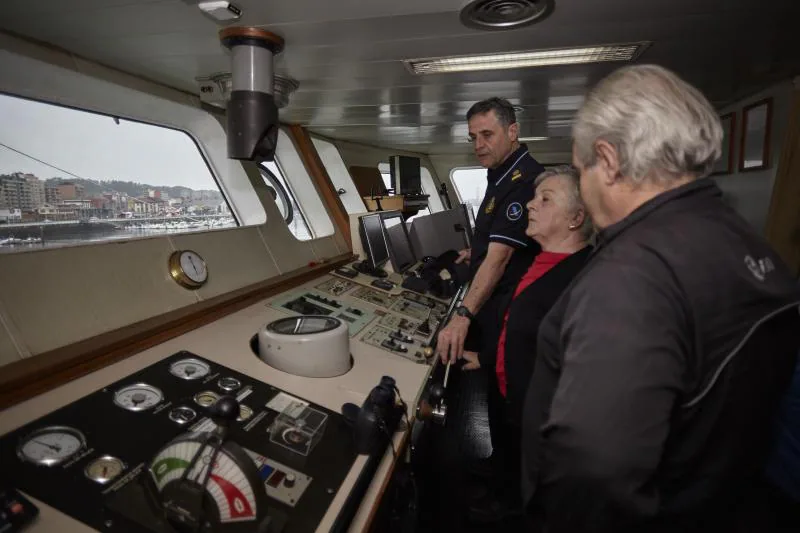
170 358 210 381
17 426 86 466
114 383 164 412
218 376 241 392
85 455 125 484
194 390 219 408
168 250 208 289
237 404 253 422
169 406 197 425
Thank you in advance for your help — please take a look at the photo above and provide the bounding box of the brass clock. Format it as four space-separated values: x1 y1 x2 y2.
168 250 208 289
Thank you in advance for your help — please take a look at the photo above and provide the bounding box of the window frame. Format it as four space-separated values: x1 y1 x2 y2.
0 90 246 252
0 48 268 231
259 158 314 241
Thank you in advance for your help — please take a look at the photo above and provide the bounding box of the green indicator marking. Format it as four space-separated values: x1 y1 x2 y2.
151 457 190 483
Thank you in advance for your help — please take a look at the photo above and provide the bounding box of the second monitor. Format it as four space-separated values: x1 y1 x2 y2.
379 211 417 274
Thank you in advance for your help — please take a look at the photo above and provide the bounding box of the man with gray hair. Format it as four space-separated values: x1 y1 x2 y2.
521 64 800 532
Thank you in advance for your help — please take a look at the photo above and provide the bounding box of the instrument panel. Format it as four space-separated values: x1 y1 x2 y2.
263 274 448 361
0 352 358 533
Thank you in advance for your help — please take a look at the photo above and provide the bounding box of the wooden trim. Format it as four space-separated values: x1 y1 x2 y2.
288 125 353 250
363 429 411 533
765 87 800 276
738 97 774 172
0 254 353 409
218 27 285 52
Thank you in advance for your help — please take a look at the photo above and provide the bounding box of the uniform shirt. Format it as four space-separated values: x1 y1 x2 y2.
470 144 544 293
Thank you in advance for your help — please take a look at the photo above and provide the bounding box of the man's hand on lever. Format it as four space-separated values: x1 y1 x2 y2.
455 248 471 265
436 313 470 363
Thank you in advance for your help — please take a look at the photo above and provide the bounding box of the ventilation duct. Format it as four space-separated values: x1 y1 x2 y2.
460 0 554 31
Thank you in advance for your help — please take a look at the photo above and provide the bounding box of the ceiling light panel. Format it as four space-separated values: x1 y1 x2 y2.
405 42 651 75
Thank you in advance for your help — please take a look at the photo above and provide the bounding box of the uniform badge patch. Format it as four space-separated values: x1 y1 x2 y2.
485 197 496 214
506 202 523 221
511 169 522 182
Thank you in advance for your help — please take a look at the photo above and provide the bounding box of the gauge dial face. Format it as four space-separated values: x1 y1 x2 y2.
114 383 164 412
194 390 219 408
170 358 211 380
237 404 253 422
85 455 125 484
218 376 241 392
150 437 258 523
18 426 86 466
169 406 197 425
179 251 207 284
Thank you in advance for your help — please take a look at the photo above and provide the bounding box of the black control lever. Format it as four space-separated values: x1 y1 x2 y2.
341 376 404 455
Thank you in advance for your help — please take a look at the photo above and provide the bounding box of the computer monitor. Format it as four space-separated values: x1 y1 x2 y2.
409 208 469 258
379 210 417 274
389 155 422 195
352 213 389 278
358 213 389 270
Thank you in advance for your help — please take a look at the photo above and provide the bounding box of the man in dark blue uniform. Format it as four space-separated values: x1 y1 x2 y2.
437 97 543 366
436 97 544 469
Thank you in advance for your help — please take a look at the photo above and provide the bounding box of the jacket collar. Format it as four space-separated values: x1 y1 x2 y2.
596 179 721 248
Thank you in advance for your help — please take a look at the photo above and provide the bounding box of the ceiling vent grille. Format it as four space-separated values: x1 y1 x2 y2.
460 0 554 31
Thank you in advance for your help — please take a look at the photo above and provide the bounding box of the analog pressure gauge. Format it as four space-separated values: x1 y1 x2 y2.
170 358 211 380
17 426 86 466
114 383 164 412
85 455 125 484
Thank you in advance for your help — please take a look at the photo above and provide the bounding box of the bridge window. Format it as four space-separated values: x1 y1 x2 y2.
270 128 335 240
377 162 392 191
259 160 313 240
0 92 236 253
311 136 366 214
450 167 487 223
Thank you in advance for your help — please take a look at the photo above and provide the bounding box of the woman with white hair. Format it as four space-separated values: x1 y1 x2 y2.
460 165 593 522
520 65 800 532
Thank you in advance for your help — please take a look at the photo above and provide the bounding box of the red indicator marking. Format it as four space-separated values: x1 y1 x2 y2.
267 470 285 488
209 474 254 520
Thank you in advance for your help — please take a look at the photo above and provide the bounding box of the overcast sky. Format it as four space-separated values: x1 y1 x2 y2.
0 93 220 190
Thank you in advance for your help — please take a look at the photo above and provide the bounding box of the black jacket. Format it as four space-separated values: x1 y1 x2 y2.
521 179 800 532
496 246 593 422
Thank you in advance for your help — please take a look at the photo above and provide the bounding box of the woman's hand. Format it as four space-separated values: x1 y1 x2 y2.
461 351 481 371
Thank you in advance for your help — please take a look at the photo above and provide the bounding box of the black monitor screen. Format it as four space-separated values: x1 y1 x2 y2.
380 211 416 273
360 213 389 268
389 155 422 194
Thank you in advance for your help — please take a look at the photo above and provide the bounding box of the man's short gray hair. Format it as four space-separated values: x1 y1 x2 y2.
534 165 594 239
572 64 723 185
466 97 517 127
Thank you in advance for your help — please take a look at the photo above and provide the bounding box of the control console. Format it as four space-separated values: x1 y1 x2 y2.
0 352 358 533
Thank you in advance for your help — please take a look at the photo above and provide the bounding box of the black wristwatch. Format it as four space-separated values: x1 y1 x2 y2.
455 305 475 321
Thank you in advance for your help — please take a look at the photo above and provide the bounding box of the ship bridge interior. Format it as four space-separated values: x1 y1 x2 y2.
0 0 798 532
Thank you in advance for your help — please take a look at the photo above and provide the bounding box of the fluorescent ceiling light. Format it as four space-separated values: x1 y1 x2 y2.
405 42 651 75
518 137 549 142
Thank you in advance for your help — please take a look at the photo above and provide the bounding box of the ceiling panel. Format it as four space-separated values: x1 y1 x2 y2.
1 0 798 154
